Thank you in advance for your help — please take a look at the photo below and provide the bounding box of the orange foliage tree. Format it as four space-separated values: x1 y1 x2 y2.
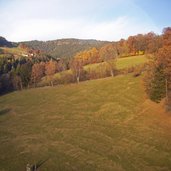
45 60 57 86
31 62 45 87
99 44 118 77
144 27 171 108
70 53 84 83
73 48 101 66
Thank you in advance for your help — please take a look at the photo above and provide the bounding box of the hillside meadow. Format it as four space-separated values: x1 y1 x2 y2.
0 74 171 171
0 47 27 56
40 55 148 86
85 55 148 70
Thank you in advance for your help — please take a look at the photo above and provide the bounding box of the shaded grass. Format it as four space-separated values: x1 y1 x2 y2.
0 108 11 116
0 74 171 171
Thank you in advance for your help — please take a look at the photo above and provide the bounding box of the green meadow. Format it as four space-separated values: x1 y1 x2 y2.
84 55 148 70
0 73 171 171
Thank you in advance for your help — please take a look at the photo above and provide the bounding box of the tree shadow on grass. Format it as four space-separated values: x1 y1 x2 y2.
0 108 11 116
27 158 49 171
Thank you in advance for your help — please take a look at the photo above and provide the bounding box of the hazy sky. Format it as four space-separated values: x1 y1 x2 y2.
0 0 171 41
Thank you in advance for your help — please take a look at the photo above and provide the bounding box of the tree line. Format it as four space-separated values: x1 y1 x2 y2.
0 55 68 93
144 27 171 109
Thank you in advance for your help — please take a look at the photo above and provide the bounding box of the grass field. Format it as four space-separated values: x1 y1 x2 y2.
0 54 5 58
116 55 148 69
0 74 171 171
85 55 148 70
0 47 27 57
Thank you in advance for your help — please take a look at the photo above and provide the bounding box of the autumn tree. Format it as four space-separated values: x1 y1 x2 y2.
45 60 57 86
127 36 136 55
134 34 146 53
144 27 171 108
99 44 118 77
89 47 100 64
158 28 171 107
56 59 66 72
156 47 171 108
73 48 100 66
117 39 129 57
70 53 84 83
163 27 171 46
18 43 28 49
147 36 162 54
125 33 163 55
31 62 45 87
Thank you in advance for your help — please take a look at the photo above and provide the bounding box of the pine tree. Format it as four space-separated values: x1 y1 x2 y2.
147 65 166 102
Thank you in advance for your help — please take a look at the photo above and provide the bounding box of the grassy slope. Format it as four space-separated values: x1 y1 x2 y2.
0 74 171 171
0 47 27 57
116 55 148 69
46 55 148 83
85 55 148 70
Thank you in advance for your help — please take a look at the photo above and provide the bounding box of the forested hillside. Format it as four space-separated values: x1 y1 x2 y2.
22 39 109 58
0 36 13 47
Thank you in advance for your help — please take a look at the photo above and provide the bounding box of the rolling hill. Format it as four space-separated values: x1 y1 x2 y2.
85 55 148 70
0 36 110 59
0 74 171 171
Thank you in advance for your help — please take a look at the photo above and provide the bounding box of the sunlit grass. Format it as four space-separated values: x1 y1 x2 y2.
0 47 27 56
0 74 171 171
116 55 148 69
84 55 148 70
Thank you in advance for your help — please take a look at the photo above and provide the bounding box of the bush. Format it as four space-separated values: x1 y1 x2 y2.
133 64 147 77
86 63 113 80
53 72 75 85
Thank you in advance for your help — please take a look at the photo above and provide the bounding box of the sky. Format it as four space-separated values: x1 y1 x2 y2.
0 0 171 42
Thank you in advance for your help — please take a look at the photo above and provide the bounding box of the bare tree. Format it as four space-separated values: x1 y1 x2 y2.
45 60 57 86
70 57 83 83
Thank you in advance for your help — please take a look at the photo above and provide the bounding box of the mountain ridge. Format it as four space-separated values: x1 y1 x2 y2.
0 36 111 59
0 36 13 47
21 38 110 58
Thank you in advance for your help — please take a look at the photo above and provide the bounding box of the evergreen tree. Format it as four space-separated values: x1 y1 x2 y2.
145 65 166 102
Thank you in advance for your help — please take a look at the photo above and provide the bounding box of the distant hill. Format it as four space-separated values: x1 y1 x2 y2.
0 36 110 59
0 36 13 47
22 38 110 58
